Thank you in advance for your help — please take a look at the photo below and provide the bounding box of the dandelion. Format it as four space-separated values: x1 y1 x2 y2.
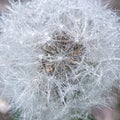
0 0 120 120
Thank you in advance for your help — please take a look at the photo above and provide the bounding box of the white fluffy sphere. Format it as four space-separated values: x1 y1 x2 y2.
0 0 120 120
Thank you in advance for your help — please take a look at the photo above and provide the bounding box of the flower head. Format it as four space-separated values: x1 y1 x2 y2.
0 0 120 120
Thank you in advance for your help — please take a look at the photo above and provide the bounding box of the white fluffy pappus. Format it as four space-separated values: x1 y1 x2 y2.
0 0 120 120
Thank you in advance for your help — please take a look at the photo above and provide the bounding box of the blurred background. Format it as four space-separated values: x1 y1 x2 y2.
0 0 8 11
103 0 120 15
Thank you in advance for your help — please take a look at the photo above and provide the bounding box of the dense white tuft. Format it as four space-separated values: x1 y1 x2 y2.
0 0 120 120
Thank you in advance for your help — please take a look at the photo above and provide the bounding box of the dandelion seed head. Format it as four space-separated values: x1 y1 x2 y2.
0 0 120 120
